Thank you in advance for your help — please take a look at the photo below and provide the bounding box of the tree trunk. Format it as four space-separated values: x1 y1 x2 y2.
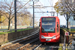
8 10 11 30
8 19 10 30
30 17 32 26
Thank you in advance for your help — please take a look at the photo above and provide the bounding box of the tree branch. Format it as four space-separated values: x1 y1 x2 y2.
1 12 9 19
17 0 30 11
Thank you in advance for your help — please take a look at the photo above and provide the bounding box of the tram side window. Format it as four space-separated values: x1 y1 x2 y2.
57 22 59 32
39 22 40 27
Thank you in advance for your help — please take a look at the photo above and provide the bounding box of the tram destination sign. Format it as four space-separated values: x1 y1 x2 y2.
42 18 56 21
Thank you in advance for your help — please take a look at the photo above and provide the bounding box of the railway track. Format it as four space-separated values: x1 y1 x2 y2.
1 30 64 50
2 37 60 50
16 38 39 50
33 34 64 50
34 42 60 50
16 40 41 50
15 41 60 50
2 32 39 50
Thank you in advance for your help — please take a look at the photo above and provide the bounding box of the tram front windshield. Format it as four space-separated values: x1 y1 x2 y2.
42 18 56 32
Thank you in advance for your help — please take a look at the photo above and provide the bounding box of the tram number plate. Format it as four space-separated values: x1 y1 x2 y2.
46 39 51 41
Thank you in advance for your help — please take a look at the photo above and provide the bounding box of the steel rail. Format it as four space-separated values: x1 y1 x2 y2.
33 44 42 50
16 38 39 50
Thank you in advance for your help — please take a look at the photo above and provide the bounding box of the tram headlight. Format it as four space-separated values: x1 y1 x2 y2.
53 36 56 39
41 35 44 39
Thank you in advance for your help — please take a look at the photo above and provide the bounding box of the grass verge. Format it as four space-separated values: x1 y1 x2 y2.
0 28 32 35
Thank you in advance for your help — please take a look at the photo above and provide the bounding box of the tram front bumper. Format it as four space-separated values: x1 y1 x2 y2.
40 35 60 42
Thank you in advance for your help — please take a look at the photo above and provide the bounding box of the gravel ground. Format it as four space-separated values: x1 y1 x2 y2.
36 43 59 50
23 40 40 50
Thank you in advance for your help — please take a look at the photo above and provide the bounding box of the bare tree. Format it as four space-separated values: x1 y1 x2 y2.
54 0 75 29
0 0 30 30
17 11 33 26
